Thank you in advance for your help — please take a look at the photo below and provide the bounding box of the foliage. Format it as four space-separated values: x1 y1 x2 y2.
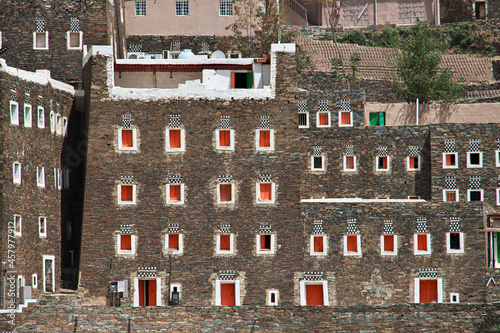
449 25 474 50
370 25 399 48
341 30 366 45
330 52 361 88
394 21 463 104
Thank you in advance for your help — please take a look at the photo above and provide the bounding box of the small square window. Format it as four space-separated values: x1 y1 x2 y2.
407 156 420 171
219 0 234 16
299 113 309 128
32 274 38 289
442 152 458 169
443 189 459 202
339 111 352 127
218 183 234 204
447 232 464 254
166 128 185 152
467 189 483 202
10 101 19 125
216 129 234 150
24 104 32 128
256 182 276 204
450 293 459 303
14 215 22 237
216 233 234 255
343 156 356 172
316 112 330 128
466 152 482 168
117 233 136 254
118 184 136 205
135 0 146 16
380 234 397 255
310 235 327 256
343 234 361 256
256 234 275 255
67 31 83 50
37 167 45 188
176 1 190 16
13 162 21 184
33 31 49 50
37 106 45 128
39 216 47 238
49 111 55 134
376 156 389 171
414 233 431 255
119 128 138 151
256 129 274 151
165 233 183 254
167 183 185 205
56 114 62 135
311 156 325 172
267 289 279 306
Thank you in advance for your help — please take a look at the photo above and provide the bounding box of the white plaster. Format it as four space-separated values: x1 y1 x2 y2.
301 198 426 203
82 45 114 68
0 59 74 95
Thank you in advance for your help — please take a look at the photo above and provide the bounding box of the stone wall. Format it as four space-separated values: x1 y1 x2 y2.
4 303 500 332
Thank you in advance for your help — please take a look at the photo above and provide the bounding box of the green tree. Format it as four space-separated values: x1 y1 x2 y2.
395 21 463 104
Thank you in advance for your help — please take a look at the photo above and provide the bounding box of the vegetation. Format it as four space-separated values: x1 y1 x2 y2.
394 21 463 104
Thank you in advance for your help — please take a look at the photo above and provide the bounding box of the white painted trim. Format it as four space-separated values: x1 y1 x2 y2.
466 151 483 168
380 234 398 256
255 182 276 204
443 189 459 202
496 150 500 167
497 188 500 206
118 184 137 205
316 111 331 128
24 103 32 128
255 129 275 151
298 112 309 128
165 128 185 152
442 152 458 169
343 234 362 256
311 155 325 172
33 31 49 50
467 188 483 202
301 198 426 203
37 167 45 188
37 106 45 128
375 156 390 172
338 110 353 127
446 232 464 254
13 162 21 184
414 233 431 255
10 101 19 125
215 129 235 151
216 233 235 255
256 233 276 255
42 255 55 293
165 233 184 255
217 183 235 204
407 156 421 171
215 280 241 306
299 280 329 306
414 278 443 303
343 155 357 172
116 234 137 255
38 216 47 238
66 31 83 50
266 289 279 306
166 183 185 205
310 234 327 256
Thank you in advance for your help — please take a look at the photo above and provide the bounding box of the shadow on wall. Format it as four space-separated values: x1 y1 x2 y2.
372 103 459 126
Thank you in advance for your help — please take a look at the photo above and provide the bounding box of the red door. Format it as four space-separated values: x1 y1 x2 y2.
139 279 157 306
420 280 438 303
148 279 157 306
306 284 324 305
220 283 236 306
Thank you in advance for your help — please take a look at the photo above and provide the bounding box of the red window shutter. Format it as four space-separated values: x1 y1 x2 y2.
260 183 272 200
220 184 232 202
313 236 324 252
417 234 428 251
384 235 394 252
382 157 387 169
319 113 329 125
221 283 236 305
230 72 236 89
169 234 179 249
419 279 438 303
170 185 181 201
341 112 351 125
346 156 354 169
121 129 133 147
138 280 145 306
220 234 231 250
259 130 270 147
219 130 231 147
260 235 267 250
347 235 357 252
148 279 157 306
446 191 456 201
305 284 324 305
446 154 452 166
169 129 181 148
410 156 418 169
121 185 133 201
120 234 132 250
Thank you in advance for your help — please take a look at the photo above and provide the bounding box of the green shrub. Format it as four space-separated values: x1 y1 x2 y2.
341 30 367 45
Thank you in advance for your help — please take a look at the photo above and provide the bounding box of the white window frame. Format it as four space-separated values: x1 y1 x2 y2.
37 167 45 188
62 117 68 136
310 234 327 256
343 155 357 172
58 169 63 190
135 0 147 16
10 101 19 125
380 234 398 256
32 274 38 289
338 110 353 127
496 150 500 167
165 128 185 152
215 280 241 306
450 292 459 303
170 283 182 300
496 188 500 206
42 255 55 293
215 129 235 151
255 129 275 151
116 233 137 255
299 280 329 306
166 183 185 205
217 183 235 204
0 31 2 49
375 156 390 172
216 233 235 255
118 128 138 151
118 184 137 205
56 114 62 135
443 189 459 202
442 152 458 169
49 111 55 134
39 216 47 238
66 31 83 50
37 106 45 128
316 111 331 128
467 189 483 202
407 156 421 171
298 112 309 128
24 103 32 128
311 155 325 172
466 151 483 168
446 232 464 254
256 233 276 255
414 278 443 303
219 0 234 16
266 289 279 306
343 234 362 256
133 277 162 307
33 31 49 50
413 233 431 255
14 215 22 237
13 162 21 184
165 233 184 255
256 182 276 204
